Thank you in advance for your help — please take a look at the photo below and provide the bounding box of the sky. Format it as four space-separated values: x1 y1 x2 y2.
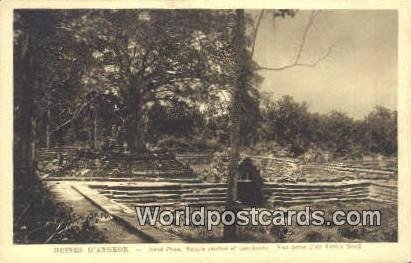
250 10 398 119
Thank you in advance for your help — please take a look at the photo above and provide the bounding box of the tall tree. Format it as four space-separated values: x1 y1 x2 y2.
363 106 397 155
223 9 246 241
14 11 59 181
67 10 235 153
223 9 334 240
15 10 93 154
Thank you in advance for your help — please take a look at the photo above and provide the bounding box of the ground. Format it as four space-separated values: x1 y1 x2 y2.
48 181 147 243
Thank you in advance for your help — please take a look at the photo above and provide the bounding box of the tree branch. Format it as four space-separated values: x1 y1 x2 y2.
294 10 318 63
257 43 334 71
256 10 334 72
50 93 99 133
251 10 265 57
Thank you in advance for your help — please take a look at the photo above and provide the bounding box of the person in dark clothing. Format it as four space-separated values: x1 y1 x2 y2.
238 158 264 205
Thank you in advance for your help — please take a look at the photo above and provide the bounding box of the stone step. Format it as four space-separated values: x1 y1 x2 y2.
182 192 226 198
263 182 370 189
370 192 398 197
264 189 368 197
273 196 370 206
369 196 397 203
263 186 368 194
369 187 397 194
43 176 202 183
200 188 228 193
129 200 227 207
182 196 226 202
269 193 369 202
368 197 397 204
369 188 397 194
369 193 397 199
269 191 369 199
44 176 201 183
108 193 182 200
111 195 227 203
109 177 202 183
98 187 227 196
99 189 194 195
107 191 228 199
263 190 369 196
369 181 397 187
90 183 227 191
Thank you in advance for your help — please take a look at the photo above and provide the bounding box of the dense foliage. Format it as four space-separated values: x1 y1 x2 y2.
13 9 397 172
144 94 397 158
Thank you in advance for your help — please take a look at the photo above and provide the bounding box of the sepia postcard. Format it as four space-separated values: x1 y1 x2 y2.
0 0 411 262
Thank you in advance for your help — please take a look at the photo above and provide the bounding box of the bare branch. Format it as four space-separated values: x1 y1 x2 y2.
294 11 317 64
251 10 265 57
256 10 334 72
257 43 334 71
50 93 100 133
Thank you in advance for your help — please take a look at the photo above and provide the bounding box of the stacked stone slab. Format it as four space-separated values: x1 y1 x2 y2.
248 155 397 183
90 182 228 207
37 147 193 178
368 182 397 204
264 182 367 206
85 180 397 209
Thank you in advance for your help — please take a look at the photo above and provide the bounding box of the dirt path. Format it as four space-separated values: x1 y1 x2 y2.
46 181 147 243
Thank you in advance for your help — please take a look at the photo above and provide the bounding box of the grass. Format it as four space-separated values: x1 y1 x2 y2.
13 172 106 244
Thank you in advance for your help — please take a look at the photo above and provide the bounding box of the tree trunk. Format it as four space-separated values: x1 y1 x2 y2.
93 108 98 150
125 84 147 154
30 113 37 174
88 128 92 149
18 32 37 183
46 104 51 149
223 9 246 241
